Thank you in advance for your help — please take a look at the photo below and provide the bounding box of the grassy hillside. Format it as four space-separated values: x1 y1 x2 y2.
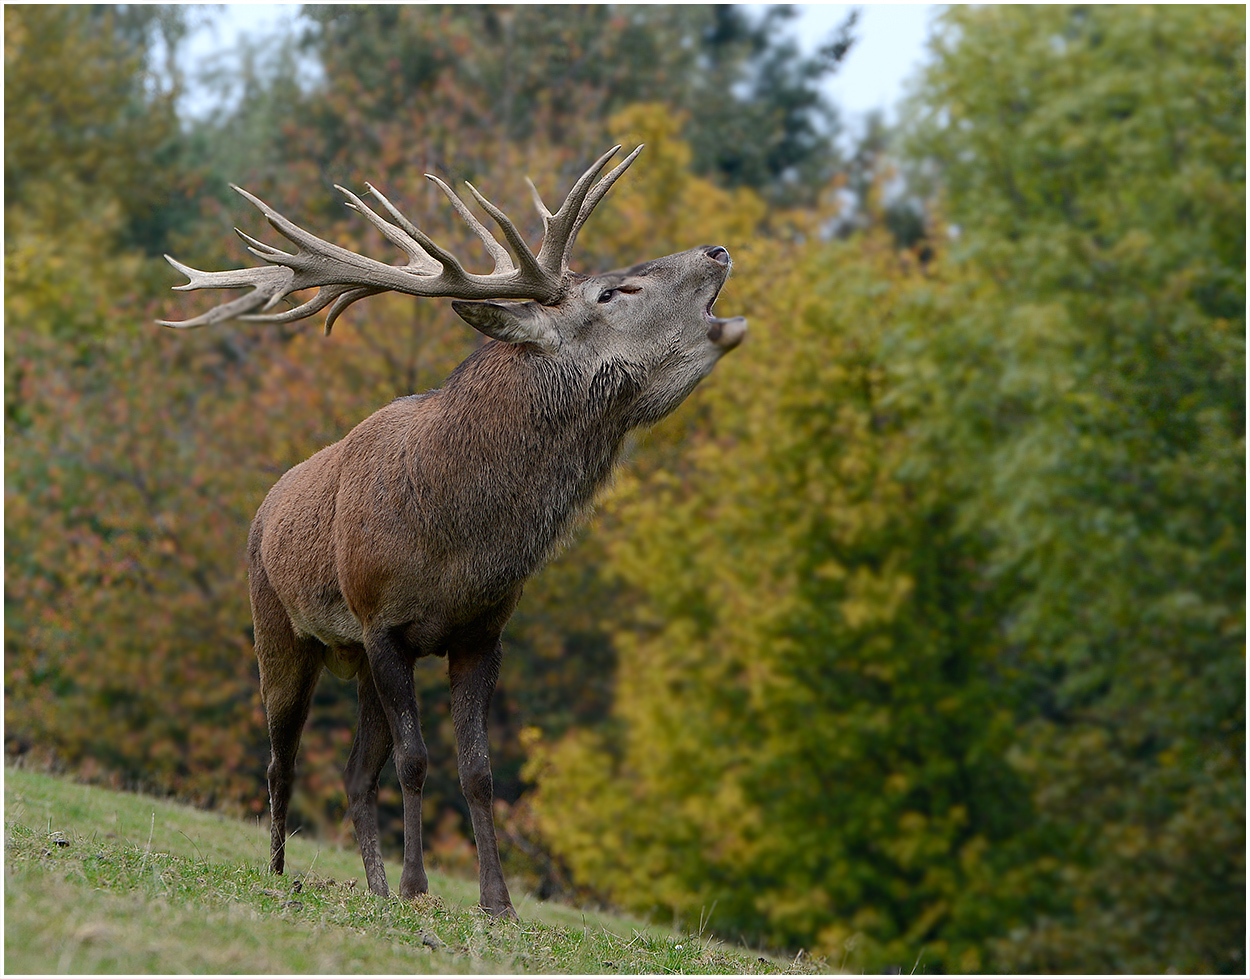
4 767 827 973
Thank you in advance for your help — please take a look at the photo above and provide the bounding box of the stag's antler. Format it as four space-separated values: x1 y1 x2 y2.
158 145 643 335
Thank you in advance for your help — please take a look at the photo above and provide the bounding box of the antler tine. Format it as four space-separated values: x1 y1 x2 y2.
460 180 557 296
534 145 636 273
361 181 496 291
230 184 373 269
570 144 644 250
335 184 441 274
525 177 553 220
423 175 515 275
239 281 383 335
322 287 384 335
156 254 293 329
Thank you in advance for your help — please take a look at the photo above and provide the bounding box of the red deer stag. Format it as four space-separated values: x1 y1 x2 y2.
160 146 746 919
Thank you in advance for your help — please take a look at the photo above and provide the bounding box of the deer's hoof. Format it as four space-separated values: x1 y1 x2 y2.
406 893 444 913
486 902 520 924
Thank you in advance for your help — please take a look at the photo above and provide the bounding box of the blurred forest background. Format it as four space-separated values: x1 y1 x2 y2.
4 4 1244 973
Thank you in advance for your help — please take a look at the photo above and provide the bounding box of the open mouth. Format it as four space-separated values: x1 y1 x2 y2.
704 284 748 349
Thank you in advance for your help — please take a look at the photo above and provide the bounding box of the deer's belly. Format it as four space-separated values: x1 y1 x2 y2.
288 595 364 650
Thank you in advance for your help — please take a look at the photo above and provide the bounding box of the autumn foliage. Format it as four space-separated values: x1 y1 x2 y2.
5 5 1244 973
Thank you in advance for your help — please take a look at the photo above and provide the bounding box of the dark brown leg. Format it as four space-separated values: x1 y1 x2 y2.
251 563 321 877
362 625 430 900
449 637 515 919
343 657 394 897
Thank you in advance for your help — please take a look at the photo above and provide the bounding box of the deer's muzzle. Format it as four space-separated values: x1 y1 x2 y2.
703 246 746 349
706 314 747 349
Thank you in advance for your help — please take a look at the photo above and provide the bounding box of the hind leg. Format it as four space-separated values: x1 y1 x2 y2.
250 562 321 877
343 657 394 896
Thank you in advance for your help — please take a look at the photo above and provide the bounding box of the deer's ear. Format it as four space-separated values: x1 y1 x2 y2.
452 301 559 352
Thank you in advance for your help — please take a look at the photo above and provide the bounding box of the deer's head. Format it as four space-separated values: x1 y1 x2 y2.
160 147 746 424
453 243 745 424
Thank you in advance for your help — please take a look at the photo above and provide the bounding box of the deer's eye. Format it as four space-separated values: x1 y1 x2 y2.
598 283 640 304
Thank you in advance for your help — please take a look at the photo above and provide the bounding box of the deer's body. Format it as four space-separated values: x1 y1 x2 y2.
163 148 745 919
253 341 619 658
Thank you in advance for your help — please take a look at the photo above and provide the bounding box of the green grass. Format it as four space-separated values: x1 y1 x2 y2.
5 767 826 973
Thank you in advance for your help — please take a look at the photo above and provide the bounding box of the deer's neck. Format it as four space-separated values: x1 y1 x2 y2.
410 343 631 578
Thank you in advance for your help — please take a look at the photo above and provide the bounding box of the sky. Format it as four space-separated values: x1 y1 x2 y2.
182 3 941 124
784 4 941 118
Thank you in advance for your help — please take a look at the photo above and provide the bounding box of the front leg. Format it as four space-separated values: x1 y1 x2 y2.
363 626 430 900
448 638 515 919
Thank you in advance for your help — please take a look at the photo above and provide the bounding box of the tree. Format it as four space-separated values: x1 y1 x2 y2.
900 6 1245 971
683 4 856 196
296 4 853 202
4 5 197 262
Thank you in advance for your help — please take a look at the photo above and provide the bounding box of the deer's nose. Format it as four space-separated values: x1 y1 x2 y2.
704 245 731 266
